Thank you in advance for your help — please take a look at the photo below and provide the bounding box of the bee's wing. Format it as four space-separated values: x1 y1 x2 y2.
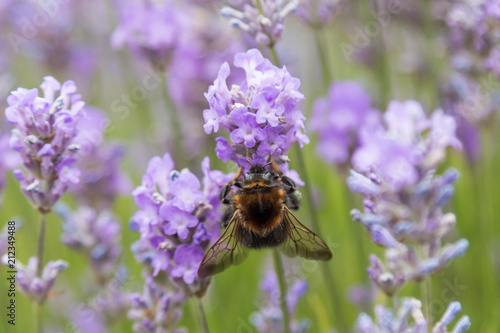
279 206 333 261
197 211 249 278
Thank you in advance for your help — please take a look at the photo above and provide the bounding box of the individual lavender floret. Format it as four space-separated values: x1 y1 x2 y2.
5 76 85 213
130 153 232 296
221 0 299 46
16 257 68 304
348 101 467 295
309 81 380 170
356 298 471 333
71 107 131 210
250 271 310 333
204 48 307 183
294 0 345 28
59 206 121 284
128 276 186 333
111 0 189 68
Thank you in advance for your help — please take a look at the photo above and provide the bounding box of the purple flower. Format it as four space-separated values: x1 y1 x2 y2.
250 271 310 333
128 276 186 333
16 257 68 304
351 101 461 190
131 153 230 296
230 109 267 148
70 108 131 210
171 244 205 284
348 100 470 327
310 81 380 168
1 1 98 85
160 205 199 240
204 48 306 180
221 0 298 46
59 206 121 283
294 0 345 28
356 298 471 333
5 77 85 213
111 0 189 68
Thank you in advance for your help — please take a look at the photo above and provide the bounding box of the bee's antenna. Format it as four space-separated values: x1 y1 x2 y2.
246 151 254 167
263 148 280 167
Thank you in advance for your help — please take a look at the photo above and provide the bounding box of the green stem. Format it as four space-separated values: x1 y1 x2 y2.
421 277 433 327
37 213 47 277
36 213 47 333
269 45 280 67
273 249 291 333
294 145 348 331
313 29 333 87
160 73 186 167
371 0 391 107
195 297 210 333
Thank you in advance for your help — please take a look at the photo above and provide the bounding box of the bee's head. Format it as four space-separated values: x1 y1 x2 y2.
245 164 272 182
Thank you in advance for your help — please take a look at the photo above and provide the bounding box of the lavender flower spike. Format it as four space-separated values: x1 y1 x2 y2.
5 76 85 213
204 48 306 184
221 0 299 46
250 271 310 333
356 298 470 333
59 206 121 284
310 81 380 170
349 102 467 293
131 153 232 296
16 257 68 304
128 276 186 333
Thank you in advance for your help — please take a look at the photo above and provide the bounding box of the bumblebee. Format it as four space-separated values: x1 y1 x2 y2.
198 158 332 278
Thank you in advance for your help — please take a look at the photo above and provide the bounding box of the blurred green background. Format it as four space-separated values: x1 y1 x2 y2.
1 1 499 332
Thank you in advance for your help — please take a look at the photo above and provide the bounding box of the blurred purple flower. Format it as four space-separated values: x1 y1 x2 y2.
352 100 461 190
204 48 306 181
251 271 310 333
294 0 345 28
221 0 299 46
348 102 468 300
71 107 131 210
356 298 470 333
2 0 99 89
5 77 85 213
128 276 186 333
310 81 380 169
16 257 68 304
166 8 244 157
131 153 232 296
439 0 500 128
111 0 188 68
59 206 121 284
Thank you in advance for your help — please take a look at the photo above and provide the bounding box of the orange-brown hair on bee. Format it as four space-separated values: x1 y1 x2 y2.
198 158 333 278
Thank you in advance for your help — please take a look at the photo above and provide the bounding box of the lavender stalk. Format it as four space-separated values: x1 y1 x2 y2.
347 100 471 331
4 76 85 332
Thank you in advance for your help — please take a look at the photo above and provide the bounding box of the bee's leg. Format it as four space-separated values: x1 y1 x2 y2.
281 175 296 194
219 167 244 204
